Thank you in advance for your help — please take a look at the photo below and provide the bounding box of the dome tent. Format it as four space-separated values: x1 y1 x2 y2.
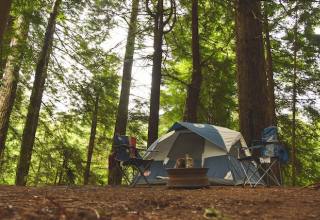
141 122 261 185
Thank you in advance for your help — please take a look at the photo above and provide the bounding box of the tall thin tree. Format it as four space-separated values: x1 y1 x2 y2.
146 0 176 147
84 95 99 185
263 1 277 125
113 0 139 137
108 0 139 185
15 0 62 186
291 5 299 186
0 16 30 158
235 0 269 145
183 0 202 123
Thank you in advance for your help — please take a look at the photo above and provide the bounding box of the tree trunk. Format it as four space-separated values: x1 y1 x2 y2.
113 0 139 137
84 95 99 185
262 2 280 185
0 0 13 48
15 0 62 186
147 0 164 147
0 16 30 158
183 0 202 123
58 151 69 185
263 2 276 126
108 0 139 185
34 157 42 186
1 15 14 78
235 0 269 145
291 9 298 187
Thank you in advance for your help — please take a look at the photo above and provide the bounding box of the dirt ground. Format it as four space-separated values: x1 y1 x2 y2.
0 185 319 220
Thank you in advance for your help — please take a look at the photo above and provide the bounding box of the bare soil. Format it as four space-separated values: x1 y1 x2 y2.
0 185 319 220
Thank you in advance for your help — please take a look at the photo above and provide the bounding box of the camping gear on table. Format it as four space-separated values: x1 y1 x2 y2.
113 135 153 187
166 168 209 188
239 126 288 187
138 122 262 186
175 154 194 168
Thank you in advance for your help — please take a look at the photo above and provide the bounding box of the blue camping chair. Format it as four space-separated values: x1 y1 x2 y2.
113 135 153 187
240 126 288 187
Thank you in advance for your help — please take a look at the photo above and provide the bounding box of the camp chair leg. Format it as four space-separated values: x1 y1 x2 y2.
266 163 281 186
243 163 264 187
240 162 253 187
253 160 278 187
115 163 130 185
130 166 151 187
258 160 281 186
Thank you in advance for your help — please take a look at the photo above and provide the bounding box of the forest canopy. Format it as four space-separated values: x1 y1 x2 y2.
0 0 319 187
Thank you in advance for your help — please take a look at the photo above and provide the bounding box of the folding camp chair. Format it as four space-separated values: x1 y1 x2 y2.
240 126 288 187
113 135 153 187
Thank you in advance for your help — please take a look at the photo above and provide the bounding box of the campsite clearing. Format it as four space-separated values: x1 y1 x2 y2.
0 186 319 219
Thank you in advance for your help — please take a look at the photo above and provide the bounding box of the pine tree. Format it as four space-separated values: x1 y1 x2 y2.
84 95 99 185
146 0 176 146
0 15 30 158
16 0 62 186
108 0 140 185
183 0 202 123
0 0 13 48
235 0 269 145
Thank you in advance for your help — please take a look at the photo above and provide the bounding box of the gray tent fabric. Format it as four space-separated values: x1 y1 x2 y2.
138 122 262 186
169 122 226 151
167 132 204 160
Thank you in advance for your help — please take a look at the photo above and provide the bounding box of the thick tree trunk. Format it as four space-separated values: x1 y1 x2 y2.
147 0 164 147
0 16 29 158
0 0 13 48
84 95 99 185
1 15 14 78
15 0 62 186
108 0 139 185
263 2 276 126
235 0 269 145
183 0 202 123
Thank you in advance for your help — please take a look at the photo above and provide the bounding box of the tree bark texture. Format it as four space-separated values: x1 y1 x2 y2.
0 16 29 158
0 0 13 48
147 0 164 147
1 15 14 78
15 0 62 186
263 2 277 126
113 0 139 138
235 0 269 145
183 0 202 123
108 0 139 185
84 95 99 185
291 10 298 186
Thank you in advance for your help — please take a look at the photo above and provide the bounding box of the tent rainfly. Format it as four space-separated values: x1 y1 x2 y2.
141 122 261 185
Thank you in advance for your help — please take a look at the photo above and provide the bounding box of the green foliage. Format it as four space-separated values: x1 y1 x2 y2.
160 0 237 132
0 0 319 187
267 1 320 185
